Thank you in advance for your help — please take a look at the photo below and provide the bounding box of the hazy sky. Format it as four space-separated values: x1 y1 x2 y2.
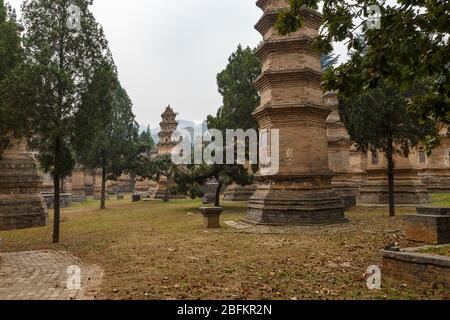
8 0 348 128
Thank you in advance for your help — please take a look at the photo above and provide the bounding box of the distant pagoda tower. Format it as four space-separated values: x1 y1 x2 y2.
246 0 346 225
148 105 181 200
157 105 179 156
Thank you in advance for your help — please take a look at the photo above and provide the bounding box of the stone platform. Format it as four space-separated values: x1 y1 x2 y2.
42 193 72 209
247 175 347 226
224 184 257 202
406 207 450 244
358 169 430 205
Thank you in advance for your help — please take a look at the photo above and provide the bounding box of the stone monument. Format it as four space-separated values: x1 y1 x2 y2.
0 139 48 230
246 1 346 225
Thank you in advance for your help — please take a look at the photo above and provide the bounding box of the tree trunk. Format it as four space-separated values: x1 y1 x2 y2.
100 164 107 210
387 146 396 217
164 176 171 203
53 139 61 244
215 180 223 207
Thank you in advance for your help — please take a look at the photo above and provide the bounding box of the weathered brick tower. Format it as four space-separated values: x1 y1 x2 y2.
148 105 179 199
246 0 346 225
0 139 48 230
157 105 179 156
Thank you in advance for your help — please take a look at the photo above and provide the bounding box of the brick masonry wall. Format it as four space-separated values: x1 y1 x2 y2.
382 250 450 288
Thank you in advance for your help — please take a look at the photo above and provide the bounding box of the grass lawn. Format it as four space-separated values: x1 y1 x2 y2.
419 245 450 257
1 195 449 300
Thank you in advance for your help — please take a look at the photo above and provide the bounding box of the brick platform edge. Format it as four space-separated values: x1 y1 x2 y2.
382 247 450 288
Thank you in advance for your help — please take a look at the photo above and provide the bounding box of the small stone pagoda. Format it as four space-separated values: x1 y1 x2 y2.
325 92 360 210
246 1 346 225
0 139 48 230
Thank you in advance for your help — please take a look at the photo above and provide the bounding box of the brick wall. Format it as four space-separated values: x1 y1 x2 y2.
382 250 450 288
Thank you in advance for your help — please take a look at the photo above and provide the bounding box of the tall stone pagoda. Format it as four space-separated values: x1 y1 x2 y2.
148 105 180 199
157 105 179 156
246 0 346 225
0 139 48 230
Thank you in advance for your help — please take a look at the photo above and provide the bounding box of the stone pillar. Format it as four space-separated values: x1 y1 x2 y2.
71 165 87 202
325 92 359 210
0 139 48 230
246 1 346 225
419 129 450 193
358 149 430 205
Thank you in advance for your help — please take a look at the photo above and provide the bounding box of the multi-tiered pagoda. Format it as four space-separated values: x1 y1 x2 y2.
157 105 179 156
246 0 346 225
0 139 48 230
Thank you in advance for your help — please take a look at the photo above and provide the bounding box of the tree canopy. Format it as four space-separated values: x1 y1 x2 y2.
0 0 23 155
276 0 449 124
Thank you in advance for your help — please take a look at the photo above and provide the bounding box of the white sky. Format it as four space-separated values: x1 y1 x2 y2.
8 0 349 128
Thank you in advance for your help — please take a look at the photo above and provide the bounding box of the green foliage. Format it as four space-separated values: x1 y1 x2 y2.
135 154 182 202
75 62 139 180
0 0 23 155
138 126 155 156
339 84 437 157
321 52 340 71
207 45 261 132
186 45 260 206
1 0 114 242
276 0 450 123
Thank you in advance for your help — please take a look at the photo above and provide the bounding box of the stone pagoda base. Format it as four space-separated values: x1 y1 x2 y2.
148 182 166 200
359 169 430 205
0 140 48 231
224 184 257 202
420 169 450 194
246 174 347 226
332 173 360 210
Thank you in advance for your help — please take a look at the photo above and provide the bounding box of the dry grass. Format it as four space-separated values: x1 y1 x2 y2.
1 196 449 300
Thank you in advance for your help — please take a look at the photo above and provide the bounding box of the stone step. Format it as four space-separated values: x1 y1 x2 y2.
416 207 450 216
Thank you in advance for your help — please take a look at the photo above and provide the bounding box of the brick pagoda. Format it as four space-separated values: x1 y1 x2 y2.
246 1 346 225
0 139 48 230
148 105 179 199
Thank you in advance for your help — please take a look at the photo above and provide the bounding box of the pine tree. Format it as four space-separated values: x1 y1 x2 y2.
2 0 112 243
